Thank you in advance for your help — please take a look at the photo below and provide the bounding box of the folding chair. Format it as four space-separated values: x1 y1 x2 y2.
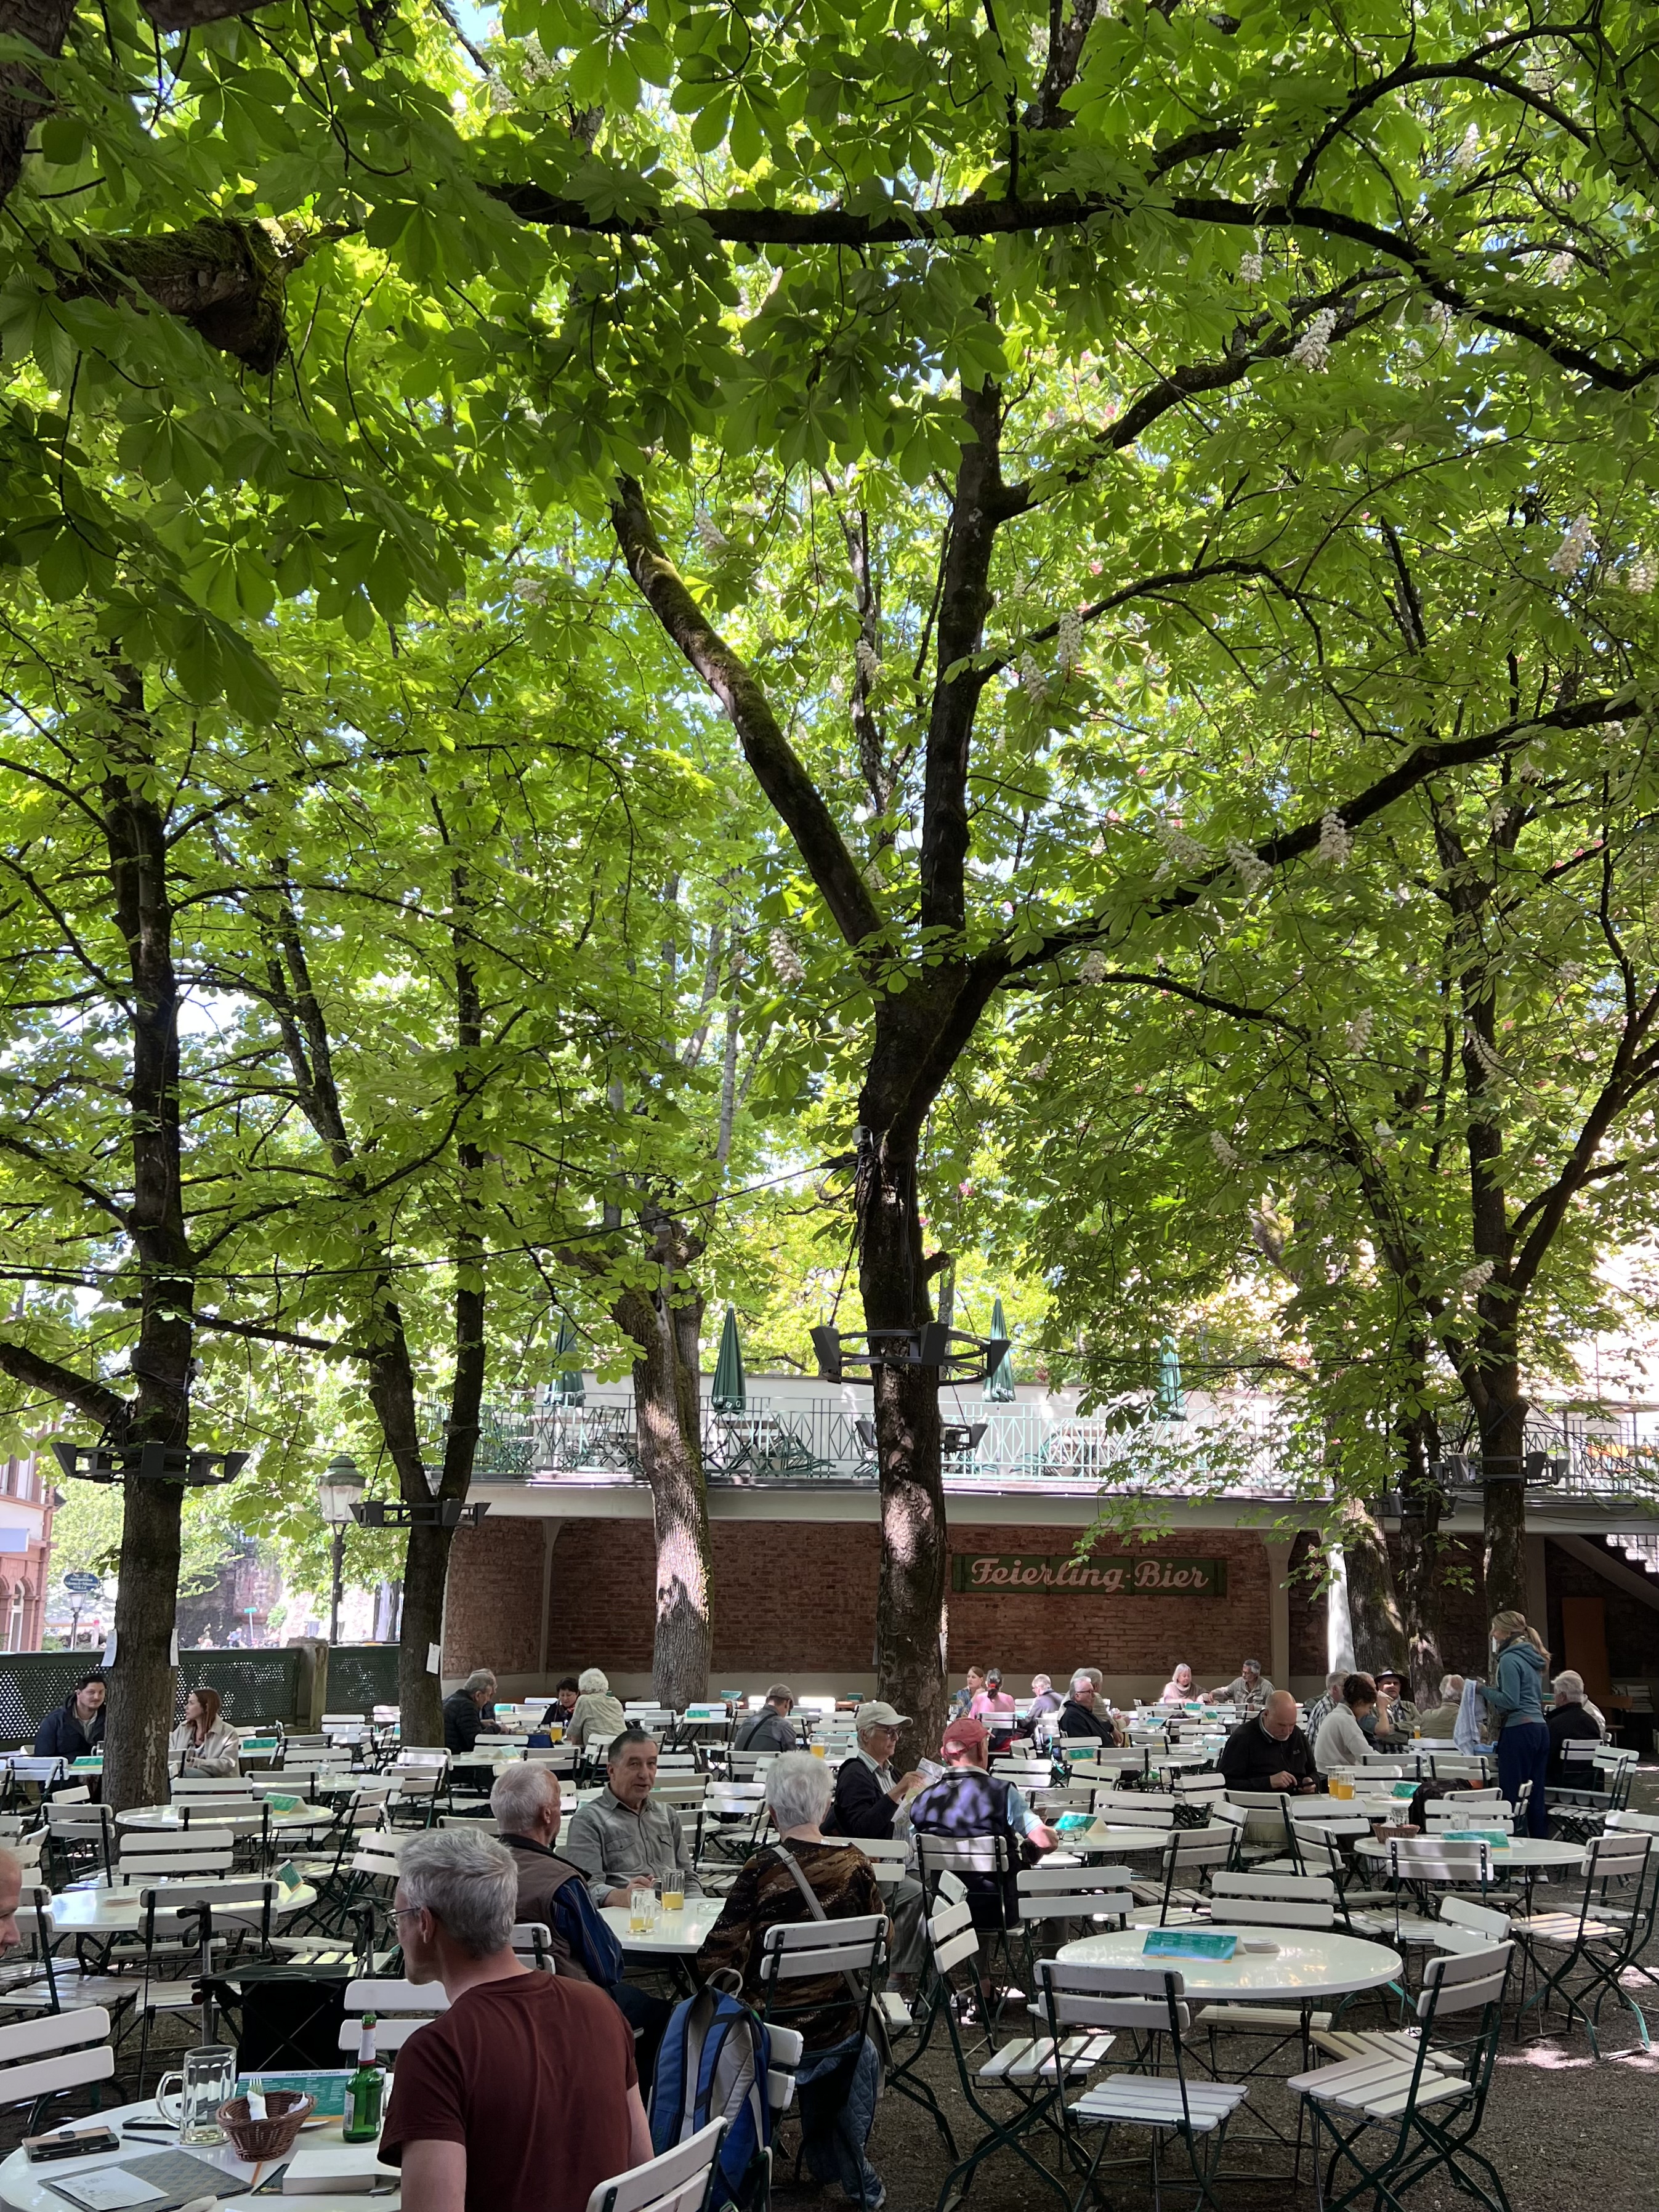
1548 1743 1615 1844
1038 1958 1248 2212
116 1829 238 1886
134 1879 278 2090
42 1802 115 1887
1136 1825 1233 1924
337 1976 448 2059
1511 1828 1653 2052
926 1897 1112 2211
585 2115 726 2212
0 2007 114 2134
1195 1872 1340 2090
697 1784 770 1876
1016 1864 1133 1984
1291 1945 1514 2212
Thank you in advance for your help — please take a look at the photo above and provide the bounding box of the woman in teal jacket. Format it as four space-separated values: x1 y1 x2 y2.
1480 1609 1551 1836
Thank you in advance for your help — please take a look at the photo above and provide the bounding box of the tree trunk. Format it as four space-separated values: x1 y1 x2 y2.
1394 1403 1446 1706
858 1120 948 1771
102 676 195 1813
1335 1498 1407 1679
617 1226 712 1708
1480 1386 1529 1619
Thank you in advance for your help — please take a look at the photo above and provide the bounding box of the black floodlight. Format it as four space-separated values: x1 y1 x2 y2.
810 1325 1013 1385
352 1498 490 1530
941 1423 989 1455
854 1419 878 1451
51 1440 248 1487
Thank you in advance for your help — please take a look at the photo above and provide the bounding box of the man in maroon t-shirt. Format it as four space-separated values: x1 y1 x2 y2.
381 1829 650 2212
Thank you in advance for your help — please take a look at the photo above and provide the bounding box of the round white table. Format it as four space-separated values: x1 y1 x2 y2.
45 1883 317 1934
0 2096 390 2212
116 1802 333 1834
1071 1823 1178 1857
1056 1926 1403 2002
1355 1835 1582 1873
600 1896 723 1957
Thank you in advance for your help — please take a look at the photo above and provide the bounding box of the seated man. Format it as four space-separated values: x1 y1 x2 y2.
733 1684 799 1756
1206 1657 1274 1714
826 1703 925 1839
1302 1671 1347 1747
1371 1669 1421 1739
908 1718 1059 1931
1546 1668 1605 1782
443 1669 503 1758
1024 1674 1063 1728
1314 1674 1377 1774
1217 1690 1317 1794
1416 1674 1466 1738
1057 1672 1118 1744
562 1730 701 1909
381 1828 649 2212
490 1763 672 2082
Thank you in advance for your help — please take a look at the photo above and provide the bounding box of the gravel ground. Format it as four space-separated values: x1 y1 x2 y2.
4 1774 1657 2212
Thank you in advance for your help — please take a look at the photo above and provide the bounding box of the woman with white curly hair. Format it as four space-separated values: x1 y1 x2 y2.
565 1667 626 1750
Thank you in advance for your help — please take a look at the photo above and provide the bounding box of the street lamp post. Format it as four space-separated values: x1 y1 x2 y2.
317 1453 366 1645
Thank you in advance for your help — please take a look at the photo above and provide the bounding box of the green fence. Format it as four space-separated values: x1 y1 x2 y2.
0 1649 307 1747
325 1646 401 1714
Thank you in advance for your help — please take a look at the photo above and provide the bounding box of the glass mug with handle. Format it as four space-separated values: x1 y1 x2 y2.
156 2044 238 2144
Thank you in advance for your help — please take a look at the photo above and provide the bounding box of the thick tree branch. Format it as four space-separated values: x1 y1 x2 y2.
610 474 884 951
0 1335 130 1436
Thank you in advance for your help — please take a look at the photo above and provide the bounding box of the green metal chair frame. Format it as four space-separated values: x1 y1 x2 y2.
1512 1828 1653 2053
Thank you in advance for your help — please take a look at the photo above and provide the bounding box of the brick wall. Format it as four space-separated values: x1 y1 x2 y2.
536 1517 1312 1691
442 1518 547 1676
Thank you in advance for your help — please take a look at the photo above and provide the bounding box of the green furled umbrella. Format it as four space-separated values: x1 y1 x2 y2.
1156 1334 1187 1421
711 1304 748 1414
552 1312 586 1407
983 1297 1016 1402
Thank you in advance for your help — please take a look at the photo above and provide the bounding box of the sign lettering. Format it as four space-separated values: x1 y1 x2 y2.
949 1552 1229 1597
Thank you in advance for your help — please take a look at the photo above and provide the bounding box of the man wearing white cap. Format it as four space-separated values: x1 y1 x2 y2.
825 1700 928 1980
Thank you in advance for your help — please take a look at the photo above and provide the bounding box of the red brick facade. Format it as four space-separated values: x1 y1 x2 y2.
440 1514 1332 1691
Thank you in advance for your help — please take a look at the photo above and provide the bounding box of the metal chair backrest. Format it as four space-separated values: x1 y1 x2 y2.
584 2115 726 2212
1584 1827 1650 1908
1208 1870 1335 1929
170 1775 253 1798
1387 1837 1493 1892
1015 1863 1134 1925
1439 1894 1509 1948
842 1836 910 1887
756 1913 884 2049
339 1977 448 2056
118 1838 238 1883
1091 1802 1175 1829
1417 1943 1512 2025
0 2006 114 2110
511 1921 555 1971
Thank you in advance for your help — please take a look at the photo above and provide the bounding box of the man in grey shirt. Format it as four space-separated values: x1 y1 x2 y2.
733 1685 798 1756
562 1732 702 1910
1207 1658 1274 1714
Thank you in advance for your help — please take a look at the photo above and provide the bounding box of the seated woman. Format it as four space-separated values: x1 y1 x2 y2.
1313 1674 1377 1775
168 1686 240 1778
566 1667 626 1749
1158 1661 1195 1703
698 1751 888 2210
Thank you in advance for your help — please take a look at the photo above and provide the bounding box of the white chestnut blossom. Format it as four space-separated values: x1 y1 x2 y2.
1056 608 1084 672
1209 1131 1244 1172
1291 308 1338 371
855 638 881 684
1373 1119 1399 1150
694 509 732 562
1030 1056 1052 1082
1345 1008 1374 1052
1452 123 1482 173
1156 818 1211 873
1316 810 1352 865
1524 61 1556 95
1227 839 1270 892
1464 1026 1509 1082
1080 949 1108 986
768 929 805 985
1545 250 1575 284
1547 513 1596 578
1459 1259 1495 1298
1017 654 1049 700
1240 248 1264 285
1429 300 1456 339
1629 556 1655 594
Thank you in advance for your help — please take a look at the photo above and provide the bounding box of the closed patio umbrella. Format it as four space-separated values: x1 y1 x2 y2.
983 1297 1016 1402
711 1304 748 1414
552 1312 586 1406
1156 1334 1186 1420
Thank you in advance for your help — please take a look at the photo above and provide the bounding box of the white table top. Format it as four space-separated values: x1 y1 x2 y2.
1056 1926 1403 2001
1355 1835 1583 1871
0 2096 388 2212
1072 1823 1177 1857
117 1802 332 1832
46 1883 317 1932
601 1897 723 1956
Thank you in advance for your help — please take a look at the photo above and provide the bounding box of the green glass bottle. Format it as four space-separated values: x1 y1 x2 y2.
342 2014 384 2144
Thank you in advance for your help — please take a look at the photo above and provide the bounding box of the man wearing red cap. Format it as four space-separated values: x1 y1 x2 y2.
907 1717 1061 1932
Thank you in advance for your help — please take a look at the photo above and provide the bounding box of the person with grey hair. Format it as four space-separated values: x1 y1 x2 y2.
825 1701 925 1841
1207 1658 1274 1713
699 1753 889 2209
1302 1671 1349 1746
382 1830 649 2212
442 1668 503 1759
1417 1674 1466 1738
566 1666 626 1750
563 1730 701 1910
734 1684 798 1756
1546 1666 1606 1782
490 1762 674 2083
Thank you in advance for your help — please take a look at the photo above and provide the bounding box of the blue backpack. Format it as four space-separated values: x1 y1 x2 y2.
648 1981 772 2209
